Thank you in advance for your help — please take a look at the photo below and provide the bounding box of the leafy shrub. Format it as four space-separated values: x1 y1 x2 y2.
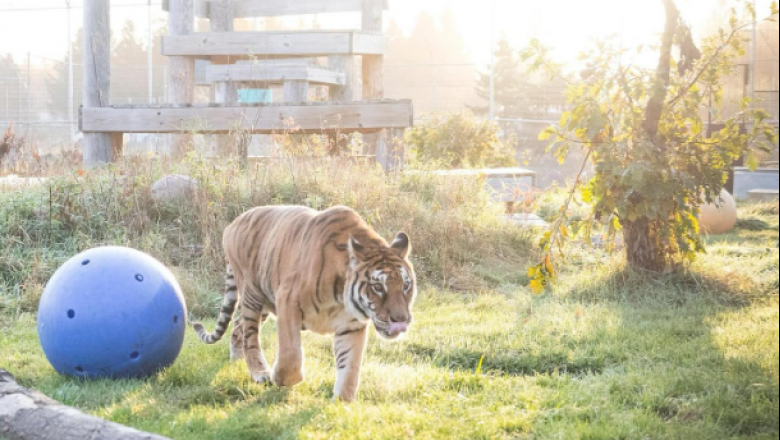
407 113 517 169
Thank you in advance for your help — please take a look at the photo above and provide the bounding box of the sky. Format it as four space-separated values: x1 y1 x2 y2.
0 0 773 67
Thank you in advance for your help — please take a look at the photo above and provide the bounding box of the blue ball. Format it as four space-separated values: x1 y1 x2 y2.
37 247 187 379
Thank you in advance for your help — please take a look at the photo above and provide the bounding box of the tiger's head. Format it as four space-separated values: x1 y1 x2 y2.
344 232 417 340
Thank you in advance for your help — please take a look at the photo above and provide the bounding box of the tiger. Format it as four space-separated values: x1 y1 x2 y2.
193 205 417 402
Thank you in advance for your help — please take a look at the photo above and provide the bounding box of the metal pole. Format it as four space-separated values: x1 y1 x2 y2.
148 0 154 104
67 0 75 144
27 52 31 138
750 0 757 103
489 0 496 120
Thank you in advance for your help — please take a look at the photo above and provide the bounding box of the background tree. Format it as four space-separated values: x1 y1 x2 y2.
47 21 170 119
0 54 24 123
526 0 779 290
473 38 541 119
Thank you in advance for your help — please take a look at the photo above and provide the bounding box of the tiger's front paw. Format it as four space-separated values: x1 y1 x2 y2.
272 366 304 387
251 372 271 384
333 388 358 403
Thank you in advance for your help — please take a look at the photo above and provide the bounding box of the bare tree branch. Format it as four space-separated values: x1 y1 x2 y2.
643 0 681 144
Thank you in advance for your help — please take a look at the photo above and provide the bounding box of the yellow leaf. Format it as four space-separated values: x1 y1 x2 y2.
529 280 545 295
544 255 555 278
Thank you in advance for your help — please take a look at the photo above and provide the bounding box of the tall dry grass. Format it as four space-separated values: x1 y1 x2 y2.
1 155 535 317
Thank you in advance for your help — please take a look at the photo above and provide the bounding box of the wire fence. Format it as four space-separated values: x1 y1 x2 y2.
0 1 778 166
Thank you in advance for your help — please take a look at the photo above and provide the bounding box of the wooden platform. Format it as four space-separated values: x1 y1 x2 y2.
206 64 346 85
163 0 388 19
80 101 413 135
162 31 386 57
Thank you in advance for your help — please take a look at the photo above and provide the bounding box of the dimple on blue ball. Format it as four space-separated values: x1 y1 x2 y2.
37 247 187 379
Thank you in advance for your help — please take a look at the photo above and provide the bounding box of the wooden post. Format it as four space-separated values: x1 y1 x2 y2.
376 128 404 171
82 0 120 167
362 0 384 100
168 0 195 158
209 0 247 166
361 0 398 170
327 55 357 154
283 81 309 102
328 56 357 102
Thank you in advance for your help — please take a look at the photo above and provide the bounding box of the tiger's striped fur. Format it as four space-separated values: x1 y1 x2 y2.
193 205 417 401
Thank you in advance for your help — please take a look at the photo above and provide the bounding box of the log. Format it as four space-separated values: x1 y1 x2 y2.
0 370 171 440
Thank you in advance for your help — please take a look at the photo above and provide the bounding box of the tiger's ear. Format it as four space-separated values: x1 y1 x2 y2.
347 235 366 266
391 232 411 258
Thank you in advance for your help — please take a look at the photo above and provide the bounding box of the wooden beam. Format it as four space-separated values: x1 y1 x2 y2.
206 64 346 85
162 31 386 57
232 0 389 18
164 0 388 19
80 101 413 134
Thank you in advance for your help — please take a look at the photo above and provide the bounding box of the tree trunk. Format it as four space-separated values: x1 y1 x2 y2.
626 0 681 273
0 370 170 440
623 219 669 273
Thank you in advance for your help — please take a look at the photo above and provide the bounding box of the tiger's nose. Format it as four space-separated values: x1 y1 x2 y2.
390 313 410 324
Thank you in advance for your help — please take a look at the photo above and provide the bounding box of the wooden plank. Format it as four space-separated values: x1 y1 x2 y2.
80 101 413 134
162 31 386 57
232 0 388 18
206 64 346 85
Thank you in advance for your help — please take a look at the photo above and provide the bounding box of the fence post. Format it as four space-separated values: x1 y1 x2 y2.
209 0 245 164
361 0 401 171
168 0 195 158
83 0 120 167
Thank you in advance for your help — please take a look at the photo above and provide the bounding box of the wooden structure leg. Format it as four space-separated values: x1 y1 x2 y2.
168 0 195 158
82 0 117 167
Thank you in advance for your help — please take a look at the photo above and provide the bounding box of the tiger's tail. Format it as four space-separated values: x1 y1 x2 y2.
193 265 238 344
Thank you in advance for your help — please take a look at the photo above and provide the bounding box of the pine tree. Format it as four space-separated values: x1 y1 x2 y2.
474 38 540 119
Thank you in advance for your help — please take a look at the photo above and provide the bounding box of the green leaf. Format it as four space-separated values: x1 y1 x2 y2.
746 153 760 172
539 126 557 141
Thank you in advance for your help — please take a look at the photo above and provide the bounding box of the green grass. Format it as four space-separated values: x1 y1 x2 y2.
1 162 778 439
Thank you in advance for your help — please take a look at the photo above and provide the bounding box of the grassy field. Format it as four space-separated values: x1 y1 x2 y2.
1 162 778 439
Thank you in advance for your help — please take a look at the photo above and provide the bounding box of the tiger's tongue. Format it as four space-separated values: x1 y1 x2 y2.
387 322 409 336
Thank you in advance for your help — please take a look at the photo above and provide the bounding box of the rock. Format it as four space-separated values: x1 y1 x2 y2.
700 189 738 235
151 174 198 204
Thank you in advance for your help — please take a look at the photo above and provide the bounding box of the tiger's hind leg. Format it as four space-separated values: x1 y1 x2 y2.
242 297 272 384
